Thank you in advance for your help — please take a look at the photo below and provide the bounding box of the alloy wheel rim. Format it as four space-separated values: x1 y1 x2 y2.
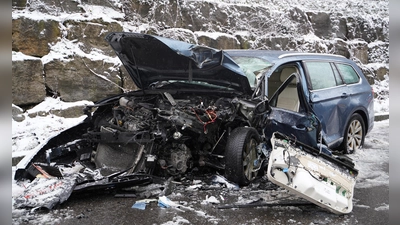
347 120 363 151
243 139 257 181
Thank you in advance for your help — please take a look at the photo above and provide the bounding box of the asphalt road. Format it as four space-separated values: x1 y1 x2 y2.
23 180 388 225
22 163 389 224
13 120 389 225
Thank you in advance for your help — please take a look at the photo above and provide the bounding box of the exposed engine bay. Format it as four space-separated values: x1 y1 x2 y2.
83 91 259 177
14 90 262 184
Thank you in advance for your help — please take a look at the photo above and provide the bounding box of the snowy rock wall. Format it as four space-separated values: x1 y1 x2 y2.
12 0 389 106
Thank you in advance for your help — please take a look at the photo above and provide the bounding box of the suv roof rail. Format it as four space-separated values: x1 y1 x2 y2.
278 52 346 59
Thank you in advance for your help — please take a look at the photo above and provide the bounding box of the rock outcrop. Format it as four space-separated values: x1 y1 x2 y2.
12 58 46 105
44 57 124 102
12 17 61 57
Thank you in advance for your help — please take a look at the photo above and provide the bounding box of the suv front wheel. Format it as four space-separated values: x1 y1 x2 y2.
225 127 261 186
341 113 366 154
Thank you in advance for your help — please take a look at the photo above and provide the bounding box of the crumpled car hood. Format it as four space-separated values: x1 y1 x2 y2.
105 32 252 94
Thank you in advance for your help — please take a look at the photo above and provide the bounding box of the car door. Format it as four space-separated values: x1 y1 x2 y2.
264 67 321 149
302 61 351 148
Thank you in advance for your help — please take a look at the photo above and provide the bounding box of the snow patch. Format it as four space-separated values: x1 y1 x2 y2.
371 75 389 114
160 216 191 225
41 38 121 65
26 97 93 114
355 204 370 209
12 4 124 23
195 31 239 43
12 51 41 61
12 114 87 155
348 119 389 189
375 203 389 211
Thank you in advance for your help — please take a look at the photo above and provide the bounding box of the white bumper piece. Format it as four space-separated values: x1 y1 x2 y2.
267 132 357 214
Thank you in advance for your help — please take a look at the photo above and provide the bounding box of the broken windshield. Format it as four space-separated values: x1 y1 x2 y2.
231 56 273 88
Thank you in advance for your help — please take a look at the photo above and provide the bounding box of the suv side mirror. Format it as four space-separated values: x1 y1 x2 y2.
254 99 271 115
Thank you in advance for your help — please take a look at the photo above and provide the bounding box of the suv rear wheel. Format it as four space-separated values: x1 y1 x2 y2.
225 127 261 186
341 113 365 154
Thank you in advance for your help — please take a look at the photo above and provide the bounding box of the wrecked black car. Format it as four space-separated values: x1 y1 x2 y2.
14 32 373 214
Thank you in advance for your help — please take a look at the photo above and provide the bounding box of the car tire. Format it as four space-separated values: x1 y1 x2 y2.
341 113 365 154
225 127 261 186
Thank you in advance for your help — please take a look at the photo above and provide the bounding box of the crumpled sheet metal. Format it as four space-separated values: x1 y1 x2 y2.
13 176 77 209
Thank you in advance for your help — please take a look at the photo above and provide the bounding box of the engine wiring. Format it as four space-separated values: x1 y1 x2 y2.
191 108 218 133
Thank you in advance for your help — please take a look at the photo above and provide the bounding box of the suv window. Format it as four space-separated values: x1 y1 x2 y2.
335 63 360 84
304 61 339 90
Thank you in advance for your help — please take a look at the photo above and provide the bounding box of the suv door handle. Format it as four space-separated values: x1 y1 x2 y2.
341 93 348 98
293 124 306 131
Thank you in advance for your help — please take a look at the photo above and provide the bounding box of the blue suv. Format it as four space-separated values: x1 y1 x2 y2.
226 50 374 154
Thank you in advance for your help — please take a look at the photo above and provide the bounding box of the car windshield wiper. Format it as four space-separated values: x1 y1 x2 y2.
149 80 235 91
148 81 172 89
